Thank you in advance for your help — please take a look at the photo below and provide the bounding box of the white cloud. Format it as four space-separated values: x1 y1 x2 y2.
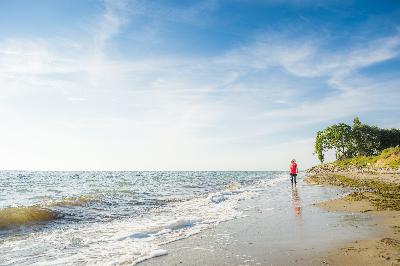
95 0 129 48
0 1 399 170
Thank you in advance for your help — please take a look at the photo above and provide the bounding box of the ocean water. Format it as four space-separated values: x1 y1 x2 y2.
0 171 287 265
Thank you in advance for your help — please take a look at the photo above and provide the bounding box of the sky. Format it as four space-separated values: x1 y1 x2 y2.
0 0 399 171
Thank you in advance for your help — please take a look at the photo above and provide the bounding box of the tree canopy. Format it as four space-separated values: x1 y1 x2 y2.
314 118 400 163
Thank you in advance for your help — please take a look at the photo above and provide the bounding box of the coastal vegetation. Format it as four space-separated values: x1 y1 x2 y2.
333 146 400 169
307 145 400 210
314 117 400 163
307 126 400 264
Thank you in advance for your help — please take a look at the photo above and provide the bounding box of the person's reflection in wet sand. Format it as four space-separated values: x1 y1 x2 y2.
291 186 302 219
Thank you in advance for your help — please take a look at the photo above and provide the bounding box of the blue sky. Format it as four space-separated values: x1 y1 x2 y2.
0 0 399 170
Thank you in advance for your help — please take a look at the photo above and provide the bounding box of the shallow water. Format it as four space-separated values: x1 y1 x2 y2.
140 177 378 266
0 171 287 265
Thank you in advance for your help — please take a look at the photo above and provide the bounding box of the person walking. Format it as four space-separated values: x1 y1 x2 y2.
290 159 298 185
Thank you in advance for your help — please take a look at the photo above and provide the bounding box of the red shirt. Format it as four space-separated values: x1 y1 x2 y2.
290 163 298 174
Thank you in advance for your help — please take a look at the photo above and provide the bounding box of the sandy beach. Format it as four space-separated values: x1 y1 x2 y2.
140 174 388 265
308 170 400 266
1 170 397 265
317 199 400 265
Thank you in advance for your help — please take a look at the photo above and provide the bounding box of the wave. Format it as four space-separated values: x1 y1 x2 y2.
0 196 94 229
47 196 93 207
0 206 56 229
0 173 286 265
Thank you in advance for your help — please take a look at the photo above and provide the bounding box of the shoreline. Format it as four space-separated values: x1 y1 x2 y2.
139 175 382 265
305 169 400 265
317 199 400 265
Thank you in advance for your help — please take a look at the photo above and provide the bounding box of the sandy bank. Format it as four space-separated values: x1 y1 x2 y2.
317 198 400 265
306 169 400 265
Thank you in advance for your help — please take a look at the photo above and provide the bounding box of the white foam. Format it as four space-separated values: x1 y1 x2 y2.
209 194 226 203
133 249 168 265
0 174 287 265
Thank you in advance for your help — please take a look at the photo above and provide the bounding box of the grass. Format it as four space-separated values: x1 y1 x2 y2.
308 174 400 211
334 156 377 168
377 146 400 168
334 146 400 169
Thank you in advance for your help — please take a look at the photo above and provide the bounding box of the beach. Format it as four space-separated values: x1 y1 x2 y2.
1 0 399 265
140 174 387 265
141 172 400 265
1 170 398 265
317 199 400 265
306 168 400 265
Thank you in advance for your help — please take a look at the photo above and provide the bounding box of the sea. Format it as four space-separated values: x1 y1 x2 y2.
0 171 288 265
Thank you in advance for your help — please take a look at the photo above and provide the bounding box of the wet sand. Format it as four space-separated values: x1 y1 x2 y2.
140 176 380 265
306 170 400 265
317 197 400 265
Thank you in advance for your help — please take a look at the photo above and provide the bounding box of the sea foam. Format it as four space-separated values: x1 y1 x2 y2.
0 171 287 265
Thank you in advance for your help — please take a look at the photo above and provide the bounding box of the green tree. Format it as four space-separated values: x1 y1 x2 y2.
314 117 400 163
314 123 353 163
351 117 400 156
315 131 327 163
326 123 353 159
378 128 400 151
351 117 380 156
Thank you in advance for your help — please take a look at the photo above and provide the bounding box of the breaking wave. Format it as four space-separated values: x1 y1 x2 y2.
0 206 56 229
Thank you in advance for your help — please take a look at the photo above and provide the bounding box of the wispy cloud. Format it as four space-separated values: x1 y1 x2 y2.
1 20 399 127
0 1 399 170
95 0 129 48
